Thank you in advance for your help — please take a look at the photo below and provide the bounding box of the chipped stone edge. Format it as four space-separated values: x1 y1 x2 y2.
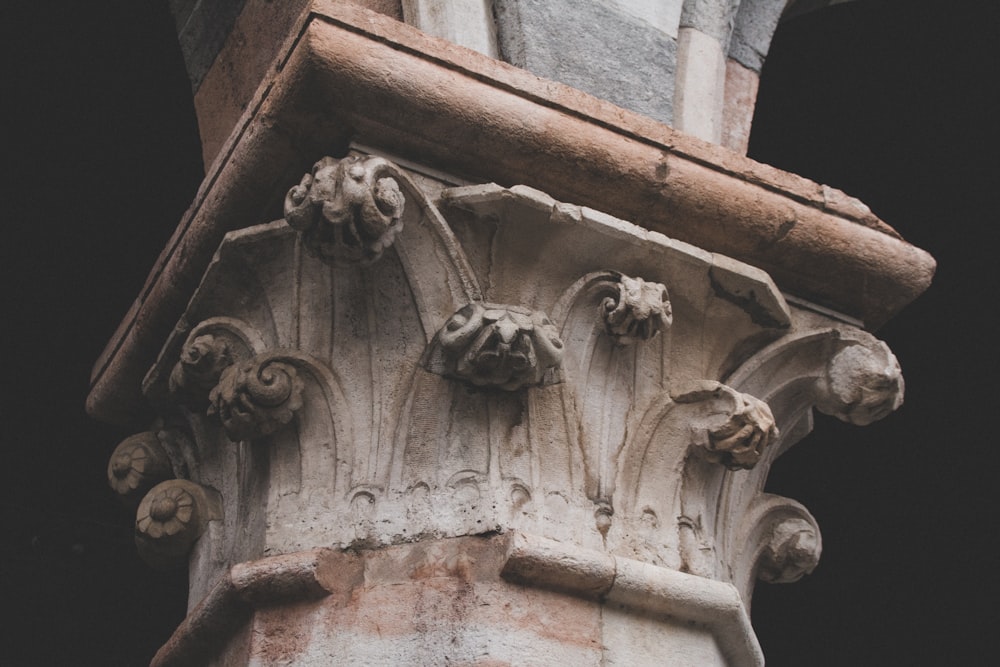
151 549 336 667
501 532 764 667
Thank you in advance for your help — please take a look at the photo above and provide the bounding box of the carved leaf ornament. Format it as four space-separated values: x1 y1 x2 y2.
284 155 405 264
426 303 565 390
117 154 909 627
208 354 305 441
674 382 778 470
602 275 672 344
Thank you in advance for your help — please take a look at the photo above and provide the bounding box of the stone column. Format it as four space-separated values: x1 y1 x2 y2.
92 3 932 665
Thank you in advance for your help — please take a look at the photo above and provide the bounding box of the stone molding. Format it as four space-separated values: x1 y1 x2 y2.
502 531 763 667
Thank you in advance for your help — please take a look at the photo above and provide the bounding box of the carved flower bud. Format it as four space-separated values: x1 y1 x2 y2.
283 155 405 265
817 340 904 426
135 479 220 570
704 393 777 470
169 333 235 408
676 382 778 470
107 432 174 504
430 303 564 390
602 275 672 344
758 517 821 584
208 354 304 441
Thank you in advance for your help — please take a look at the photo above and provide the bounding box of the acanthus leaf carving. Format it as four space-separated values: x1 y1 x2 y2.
425 303 565 390
674 382 778 470
601 274 672 345
816 336 904 426
208 353 305 441
284 155 405 265
135 479 221 570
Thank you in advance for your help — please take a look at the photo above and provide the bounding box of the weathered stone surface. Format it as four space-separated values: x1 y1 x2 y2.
728 0 789 72
87 4 934 428
401 0 498 56
680 0 742 45
495 0 677 123
96 3 934 665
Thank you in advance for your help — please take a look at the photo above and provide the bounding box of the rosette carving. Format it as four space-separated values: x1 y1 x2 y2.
284 155 405 264
675 382 778 470
208 353 304 441
757 517 822 584
425 303 565 390
816 338 904 426
601 274 672 344
135 479 221 570
107 431 174 504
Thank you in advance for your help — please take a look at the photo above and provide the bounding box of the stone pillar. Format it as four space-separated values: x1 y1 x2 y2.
92 3 932 665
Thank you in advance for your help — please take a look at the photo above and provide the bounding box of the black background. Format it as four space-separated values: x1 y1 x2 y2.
2 1 997 664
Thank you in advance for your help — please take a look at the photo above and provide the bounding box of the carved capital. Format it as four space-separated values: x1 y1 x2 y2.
135 479 221 570
208 354 305 441
284 155 405 264
601 274 672 344
675 382 778 470
757 517 821 584
426 303 564 390
107 431 175 504
816 337 904 425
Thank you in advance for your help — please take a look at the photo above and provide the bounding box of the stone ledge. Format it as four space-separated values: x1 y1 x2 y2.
152 534 761 666
87 0 933 425
502 532 763 667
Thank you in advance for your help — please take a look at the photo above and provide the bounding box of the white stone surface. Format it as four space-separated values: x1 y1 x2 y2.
674 26 727 142
401 0 499 57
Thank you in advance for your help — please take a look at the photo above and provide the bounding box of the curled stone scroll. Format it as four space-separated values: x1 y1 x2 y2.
208 354 304 441
284 155 405 265
425 303 565 390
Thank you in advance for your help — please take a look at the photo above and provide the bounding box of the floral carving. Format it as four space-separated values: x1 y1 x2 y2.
135 479 220 570
675 382 778 470
602 274 672 344
757 517 821 584
208 354 304 441
107 431 174 503
816 339 904 426
284 155 405 264
169 333 237 408
427 303 564 390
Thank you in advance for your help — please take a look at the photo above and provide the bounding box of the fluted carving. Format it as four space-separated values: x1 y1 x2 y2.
208 354 304 441
425 303 565 390
284 155 405 264
601 274 672 345
675 382 778 470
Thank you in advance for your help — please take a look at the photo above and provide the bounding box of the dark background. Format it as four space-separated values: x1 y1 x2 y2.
2 1 997 664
